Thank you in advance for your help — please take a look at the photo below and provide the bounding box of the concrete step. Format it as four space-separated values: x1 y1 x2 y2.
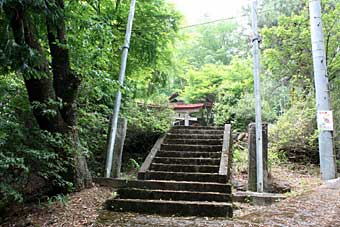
144 171 228 183
161 144 222 152
153 157 220 165
126 180 232 194
150 163 219 173
156 151 221 158
106 199 232 217
164 138 223 145
172 126 224 130
170 129 224 135
104 125 233 218
166 133 223 140
117 188 232 202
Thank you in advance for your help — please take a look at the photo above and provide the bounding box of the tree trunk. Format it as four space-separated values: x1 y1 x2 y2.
4 1 92 190
46 0 92 189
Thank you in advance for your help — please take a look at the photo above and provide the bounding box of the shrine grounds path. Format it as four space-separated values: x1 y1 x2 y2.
95 178 340 227
1 173 339 227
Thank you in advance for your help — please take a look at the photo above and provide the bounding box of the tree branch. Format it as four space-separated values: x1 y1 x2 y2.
4 3 67 132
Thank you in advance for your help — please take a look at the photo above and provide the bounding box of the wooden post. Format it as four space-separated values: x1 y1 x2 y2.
248 123 268 192
111 118 127 178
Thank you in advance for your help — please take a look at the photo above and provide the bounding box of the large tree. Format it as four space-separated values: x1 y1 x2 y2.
0 0 182 191
1 0 92 189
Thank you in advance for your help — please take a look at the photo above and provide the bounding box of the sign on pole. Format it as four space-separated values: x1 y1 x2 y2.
317 111 334 131
309 0 336 180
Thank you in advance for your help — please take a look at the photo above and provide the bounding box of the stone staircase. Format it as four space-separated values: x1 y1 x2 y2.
106 125 233 217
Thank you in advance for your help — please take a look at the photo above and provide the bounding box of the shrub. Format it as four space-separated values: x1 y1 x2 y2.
215 92 277 131
80 99 173 177
269 97 319 163
122 101 173 171
0 76 72 213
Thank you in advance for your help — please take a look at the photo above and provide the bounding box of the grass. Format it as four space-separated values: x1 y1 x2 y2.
233 148 248 173
46 194 69 207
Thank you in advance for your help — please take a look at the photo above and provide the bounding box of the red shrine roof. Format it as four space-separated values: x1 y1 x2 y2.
171 103 205 110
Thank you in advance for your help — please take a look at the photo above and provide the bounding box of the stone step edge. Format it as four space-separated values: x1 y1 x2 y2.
119 188 231 196
166 134 223 138
94 178 232 186
151 163 219 168
162 144 222 147
143 171 227 183
146 170 223 176
156 151 221 156
167 133 223 136
106 198 233 217
94 178 232 190
109 198 232 206
172 126 224 129
153 157 221 161
170 129 224 133
171 128 224 131
163 141 223 145
158 150 222 154
151 156 221 164
165 138 223 141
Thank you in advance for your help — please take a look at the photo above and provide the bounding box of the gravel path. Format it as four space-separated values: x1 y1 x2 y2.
2 176 338 227
235 178 340 227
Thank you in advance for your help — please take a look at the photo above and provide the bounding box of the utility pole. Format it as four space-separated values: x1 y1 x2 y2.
105 0 137 178
309 0 336 180
251 0 263 192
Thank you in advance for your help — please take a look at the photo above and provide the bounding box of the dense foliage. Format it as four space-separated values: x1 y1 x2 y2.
261 0 340 162
174 0 340 163
0 0 339 214
269 97 318 163
0 0 181 211
0 75 73 211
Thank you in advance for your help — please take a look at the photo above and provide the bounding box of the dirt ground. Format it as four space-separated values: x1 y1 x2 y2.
1 186 112 227
1 164 339 227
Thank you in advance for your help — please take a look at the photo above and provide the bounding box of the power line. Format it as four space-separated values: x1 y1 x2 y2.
180 15 248 29
179 8 276 29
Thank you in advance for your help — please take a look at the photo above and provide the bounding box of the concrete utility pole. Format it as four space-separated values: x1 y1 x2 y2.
309 0 336 180
251 0 264 192
248 123 268 192
105 0 137 178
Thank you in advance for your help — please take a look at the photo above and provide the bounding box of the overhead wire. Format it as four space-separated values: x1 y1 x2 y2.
179 8 277 29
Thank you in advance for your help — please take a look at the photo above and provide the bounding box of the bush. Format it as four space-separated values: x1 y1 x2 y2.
0 76 72 213
269 98 319 163
80 98 173 177
215 92 277 131
122 101 173 171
